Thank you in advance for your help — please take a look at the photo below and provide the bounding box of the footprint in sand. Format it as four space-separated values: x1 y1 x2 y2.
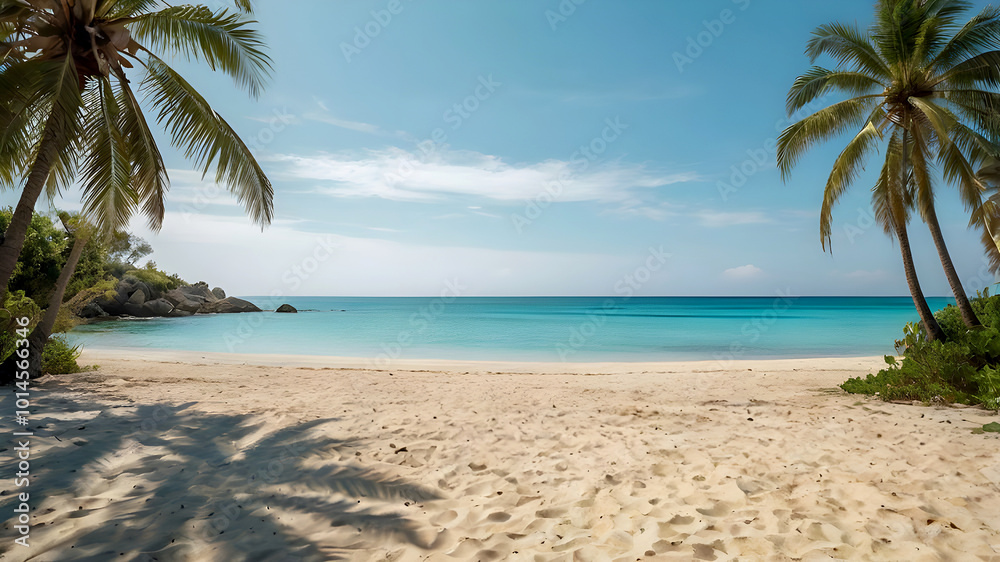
430 509 458 525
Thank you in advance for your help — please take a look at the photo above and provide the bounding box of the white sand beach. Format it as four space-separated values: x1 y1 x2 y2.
1 352 999 561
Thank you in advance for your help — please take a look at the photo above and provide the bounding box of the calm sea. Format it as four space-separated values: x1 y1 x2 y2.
65 296 957 363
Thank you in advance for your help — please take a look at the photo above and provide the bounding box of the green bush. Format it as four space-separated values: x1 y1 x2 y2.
41 335 82 375
0 291 41 363
123 267 186 293
841 292 1000 410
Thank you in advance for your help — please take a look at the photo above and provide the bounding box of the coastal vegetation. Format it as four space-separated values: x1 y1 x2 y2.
778 0 1000 341
0 208 182 375
842 289 1000 411
0 0 274 378
779 0 1000 409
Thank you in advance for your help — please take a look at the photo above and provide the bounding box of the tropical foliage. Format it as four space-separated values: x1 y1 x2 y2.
778 0 1000 340
0 208 183 374
842 289 1000 410
0 0 273 297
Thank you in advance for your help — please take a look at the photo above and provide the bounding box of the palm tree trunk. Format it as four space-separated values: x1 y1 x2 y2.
0 232 88 384
898 121 946 341
0 114 62 297
923 202 981 328
897 217 947 341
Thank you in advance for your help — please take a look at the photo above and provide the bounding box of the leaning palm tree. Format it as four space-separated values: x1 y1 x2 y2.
778 0 1000 339
0 0 273 296
0 211 92 382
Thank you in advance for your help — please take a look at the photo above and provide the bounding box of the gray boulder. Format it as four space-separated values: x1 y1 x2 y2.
178 282 218 303
96 277 157 316
145 298 175 316
123 298 174 318
79 302 108 318
76 278 258 320
127 288 148 305
200 297 262 314
163 289 203 313
275 304 297 313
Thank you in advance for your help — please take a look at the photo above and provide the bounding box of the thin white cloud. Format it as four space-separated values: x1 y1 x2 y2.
696 210 772 228
303 97 410 139
723 264 763 280
272 147 698 204
128 211 655 296
603 200 681 221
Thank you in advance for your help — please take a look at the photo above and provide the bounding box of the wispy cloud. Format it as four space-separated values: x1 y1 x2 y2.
303 97 410 139
303 113 411 140
271 147 698 204
696 210 772 228
603 200 681 221
723 264 763 280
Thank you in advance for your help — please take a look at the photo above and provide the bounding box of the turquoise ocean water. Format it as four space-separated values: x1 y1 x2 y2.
66 296 956 363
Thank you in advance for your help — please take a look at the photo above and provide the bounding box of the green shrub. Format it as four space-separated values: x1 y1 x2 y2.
841 293 1000 411
123 268 186 293
0 291 41 363
41 335 82 375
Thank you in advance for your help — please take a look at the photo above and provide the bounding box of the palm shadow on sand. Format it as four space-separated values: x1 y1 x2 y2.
0 381 440 561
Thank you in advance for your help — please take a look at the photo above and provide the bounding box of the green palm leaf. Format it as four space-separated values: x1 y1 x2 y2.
777 96 881 181
79 76 137 233
140 54 272 227
786 67 886 115
128 4 271 98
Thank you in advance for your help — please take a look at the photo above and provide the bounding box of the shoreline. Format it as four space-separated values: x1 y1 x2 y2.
2 351 997 560
79 347 889 375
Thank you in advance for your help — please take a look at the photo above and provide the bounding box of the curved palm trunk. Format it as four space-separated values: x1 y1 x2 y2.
898 123 946 342
0 232 88 385
0 113 62 297
897 218 947 341
923 202 981 327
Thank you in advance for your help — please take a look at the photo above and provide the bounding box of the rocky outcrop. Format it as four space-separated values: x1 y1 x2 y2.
276 304 297 313
200 297 262 314
80 279 260 319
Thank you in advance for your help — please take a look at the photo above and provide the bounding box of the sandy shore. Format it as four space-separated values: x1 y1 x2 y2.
1 351 998 561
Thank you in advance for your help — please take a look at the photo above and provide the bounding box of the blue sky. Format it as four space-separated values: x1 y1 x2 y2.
8 0 1000 297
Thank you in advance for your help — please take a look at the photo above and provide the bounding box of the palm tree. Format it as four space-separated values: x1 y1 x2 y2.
778 0 1000 339
0 212 92 381
0 0 274 297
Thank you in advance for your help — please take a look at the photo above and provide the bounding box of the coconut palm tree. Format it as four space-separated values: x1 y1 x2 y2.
0 211 91 381
778 0 1000 339
0 0 273 297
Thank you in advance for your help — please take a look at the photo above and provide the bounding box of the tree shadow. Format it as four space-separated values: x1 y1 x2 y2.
0 383 441 561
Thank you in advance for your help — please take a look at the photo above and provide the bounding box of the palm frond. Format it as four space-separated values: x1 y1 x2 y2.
98 0 161 19
0 58 48 186
872 129 911 237
29 53 83 197
113 64 169 230
820 108 887 250
914 0 975 61
786 67 886 115
908 122 938 217
128 4 271 97
140 54 272 226
777 96 881 181
806 22 891 80
937 50 1000 89
928 5 1000 72
79 76 136 233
